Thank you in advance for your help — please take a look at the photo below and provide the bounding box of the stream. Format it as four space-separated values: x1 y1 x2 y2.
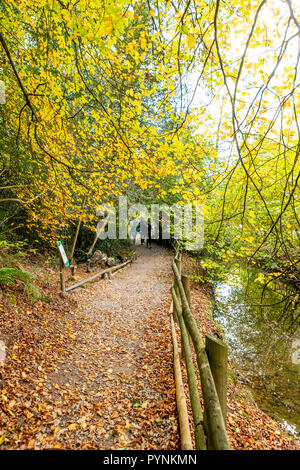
213 265 300 439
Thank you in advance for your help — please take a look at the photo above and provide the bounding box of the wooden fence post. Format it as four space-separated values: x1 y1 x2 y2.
172 286 206 450
181 274 191 307
172 259 229 450
181 274 191 361
172 255 182 323
59 254 65 293
175 254 182 274
169 303 193 450
205 334 228 422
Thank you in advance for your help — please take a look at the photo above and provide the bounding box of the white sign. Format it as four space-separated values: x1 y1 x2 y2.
57 241 69 267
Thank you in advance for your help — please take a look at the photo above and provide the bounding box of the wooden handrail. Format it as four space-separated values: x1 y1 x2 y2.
172 258 229 450
169 301 193 450
65 260 132 292
171 286 206 450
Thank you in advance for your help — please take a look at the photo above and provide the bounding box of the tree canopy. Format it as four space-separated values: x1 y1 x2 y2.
0 0 299 275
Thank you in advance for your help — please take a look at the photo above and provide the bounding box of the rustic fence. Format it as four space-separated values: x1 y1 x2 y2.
59 258 132 293
170 252 229 450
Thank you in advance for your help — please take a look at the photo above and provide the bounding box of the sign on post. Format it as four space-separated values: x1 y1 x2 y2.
57 241 70 267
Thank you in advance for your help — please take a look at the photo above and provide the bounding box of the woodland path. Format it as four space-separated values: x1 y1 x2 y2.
46 244 179 449
2 245 299 450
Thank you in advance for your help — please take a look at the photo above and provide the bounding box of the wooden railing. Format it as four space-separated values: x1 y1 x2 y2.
170 253 229 450
60 260 132 293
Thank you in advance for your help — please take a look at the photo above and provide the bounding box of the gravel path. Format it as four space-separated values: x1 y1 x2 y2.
46 244 179 449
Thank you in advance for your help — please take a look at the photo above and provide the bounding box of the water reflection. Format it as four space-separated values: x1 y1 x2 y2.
213 265 300 438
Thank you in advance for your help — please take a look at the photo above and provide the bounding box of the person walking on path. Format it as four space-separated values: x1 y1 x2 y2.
146 218 152 249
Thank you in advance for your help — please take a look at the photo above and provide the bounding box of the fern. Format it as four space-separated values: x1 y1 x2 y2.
0 268 31 286
0 267 43 301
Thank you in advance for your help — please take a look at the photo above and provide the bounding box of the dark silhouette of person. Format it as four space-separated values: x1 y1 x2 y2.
146 218 152 249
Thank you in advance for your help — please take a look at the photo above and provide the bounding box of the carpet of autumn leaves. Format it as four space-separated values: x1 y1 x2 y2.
0 245 299 450
0 245 178 449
